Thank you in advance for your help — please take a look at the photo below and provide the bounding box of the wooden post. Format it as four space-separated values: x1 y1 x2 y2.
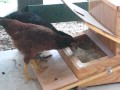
17 0 43 12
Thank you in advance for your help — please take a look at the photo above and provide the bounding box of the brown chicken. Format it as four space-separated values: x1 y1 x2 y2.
0 17 76 80
5 11 73 59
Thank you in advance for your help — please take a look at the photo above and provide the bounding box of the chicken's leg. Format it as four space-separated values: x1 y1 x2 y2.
24 63 34 80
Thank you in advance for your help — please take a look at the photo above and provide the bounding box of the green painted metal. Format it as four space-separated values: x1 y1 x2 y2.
28 2 88 23
18 0 43 12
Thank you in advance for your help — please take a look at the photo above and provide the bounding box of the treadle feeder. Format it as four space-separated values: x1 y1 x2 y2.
30 0 120 90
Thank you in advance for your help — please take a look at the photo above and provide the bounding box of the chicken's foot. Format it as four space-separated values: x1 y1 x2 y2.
30 60 43 71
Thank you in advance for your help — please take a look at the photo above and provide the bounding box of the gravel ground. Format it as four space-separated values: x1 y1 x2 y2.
0 26 15 51
52 21 88 37
0 21 87 51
